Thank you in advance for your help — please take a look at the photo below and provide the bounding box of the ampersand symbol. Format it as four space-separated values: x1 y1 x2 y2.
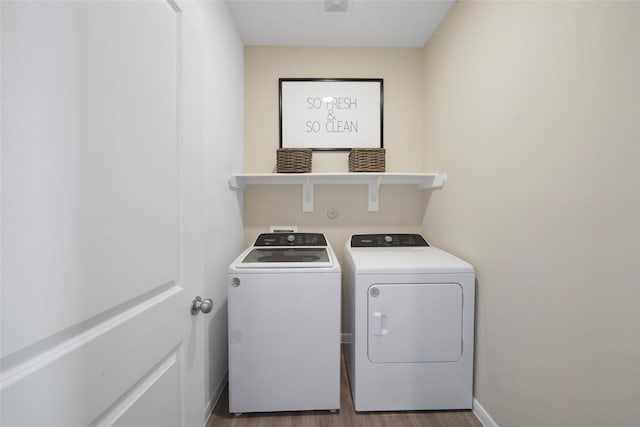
327 109 336 121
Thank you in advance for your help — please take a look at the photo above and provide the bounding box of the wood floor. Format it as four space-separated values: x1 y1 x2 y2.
206 354 482 427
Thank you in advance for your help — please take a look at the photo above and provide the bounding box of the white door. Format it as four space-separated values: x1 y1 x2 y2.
367 283 463 363
1 1 203 426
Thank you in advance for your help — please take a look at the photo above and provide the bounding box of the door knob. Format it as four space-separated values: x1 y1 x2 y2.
191 296 213 315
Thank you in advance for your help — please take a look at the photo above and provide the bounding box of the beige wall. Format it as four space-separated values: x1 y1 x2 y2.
243 46 429 256
422 2 640 427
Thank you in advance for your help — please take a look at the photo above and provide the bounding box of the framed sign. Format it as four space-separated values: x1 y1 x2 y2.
279 78 383 151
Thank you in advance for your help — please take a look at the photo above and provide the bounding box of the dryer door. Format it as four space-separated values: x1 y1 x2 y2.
367 283 463 363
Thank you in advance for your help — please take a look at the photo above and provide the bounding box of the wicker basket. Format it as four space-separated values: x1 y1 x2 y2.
348 148 385 172
277 148 312 173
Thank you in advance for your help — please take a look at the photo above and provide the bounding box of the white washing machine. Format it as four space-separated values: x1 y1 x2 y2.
343 234 475 411
227 232 341 415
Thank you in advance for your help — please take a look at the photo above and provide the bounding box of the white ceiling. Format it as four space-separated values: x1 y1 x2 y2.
225 0 455 48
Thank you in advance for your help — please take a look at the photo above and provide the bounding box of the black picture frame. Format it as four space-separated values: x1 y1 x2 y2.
279 78 384 151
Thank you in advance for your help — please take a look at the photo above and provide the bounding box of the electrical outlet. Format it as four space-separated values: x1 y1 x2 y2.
270 225 298 233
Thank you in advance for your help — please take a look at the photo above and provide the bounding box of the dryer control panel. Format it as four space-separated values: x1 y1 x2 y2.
351 234 429 247
254 232 327 247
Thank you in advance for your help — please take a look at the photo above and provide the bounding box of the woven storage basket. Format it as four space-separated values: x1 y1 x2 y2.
277 148 312 173
348 148 385 172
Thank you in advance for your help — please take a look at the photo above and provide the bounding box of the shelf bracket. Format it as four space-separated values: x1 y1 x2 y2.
418 172 447 189
302 177 314 212
368 176 383 212
228 174 245 190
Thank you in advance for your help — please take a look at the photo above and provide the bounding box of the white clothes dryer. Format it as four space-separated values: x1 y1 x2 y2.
228 233 341 415
343 234 475 411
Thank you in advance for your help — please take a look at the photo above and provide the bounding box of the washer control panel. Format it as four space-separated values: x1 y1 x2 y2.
350 234 429 247
254 233 327 247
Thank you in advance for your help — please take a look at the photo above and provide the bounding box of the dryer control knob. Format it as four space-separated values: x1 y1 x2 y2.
384 235 393 244
287 234 296 243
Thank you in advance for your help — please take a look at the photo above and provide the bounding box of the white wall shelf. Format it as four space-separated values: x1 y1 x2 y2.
228 172 447 212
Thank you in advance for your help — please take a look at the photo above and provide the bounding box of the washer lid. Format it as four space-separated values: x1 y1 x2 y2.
236 247 333 269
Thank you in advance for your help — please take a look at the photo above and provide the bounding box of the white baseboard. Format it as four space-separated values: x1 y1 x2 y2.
204 369 228 425
473 398 499 427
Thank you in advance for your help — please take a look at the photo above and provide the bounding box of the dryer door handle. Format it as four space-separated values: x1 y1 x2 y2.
372 312 389 336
